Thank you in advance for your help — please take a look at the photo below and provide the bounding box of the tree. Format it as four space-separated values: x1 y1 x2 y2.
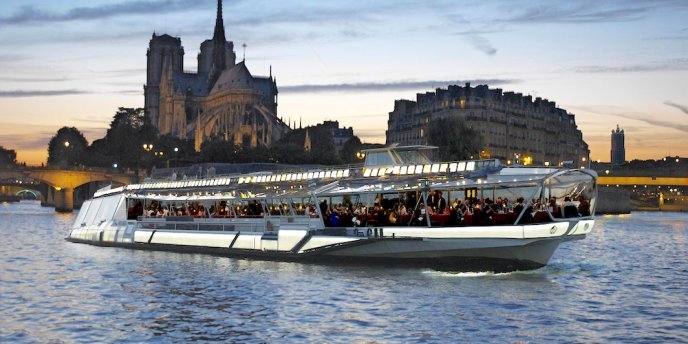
47 127 89 167
102 107 158 169
199 137 240 163
427 117 483 161
339 136 363 164
0 146 17 167
154 135 196 168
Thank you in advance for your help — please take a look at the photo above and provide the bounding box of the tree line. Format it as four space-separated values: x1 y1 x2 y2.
46 107 368 170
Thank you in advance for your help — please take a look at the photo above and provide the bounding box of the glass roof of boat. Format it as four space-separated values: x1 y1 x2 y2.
316 167 565 196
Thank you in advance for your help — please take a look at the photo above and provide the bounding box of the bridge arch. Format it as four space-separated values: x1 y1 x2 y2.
15 189 40 199
26 169 139 212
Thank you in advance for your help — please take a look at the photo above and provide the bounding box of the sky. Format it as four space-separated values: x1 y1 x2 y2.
0 0 687 165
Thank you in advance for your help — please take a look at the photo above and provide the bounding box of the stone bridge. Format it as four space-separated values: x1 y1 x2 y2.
1 168 138 212
597 176 688 186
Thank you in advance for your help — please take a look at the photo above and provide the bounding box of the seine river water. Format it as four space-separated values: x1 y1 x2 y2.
1 200 687 343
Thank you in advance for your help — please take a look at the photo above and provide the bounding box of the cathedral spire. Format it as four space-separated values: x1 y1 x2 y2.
212 0 225 43
208 0 227 90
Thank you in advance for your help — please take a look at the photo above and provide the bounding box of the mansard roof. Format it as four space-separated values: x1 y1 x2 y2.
209 61 255 94
173 72 209 96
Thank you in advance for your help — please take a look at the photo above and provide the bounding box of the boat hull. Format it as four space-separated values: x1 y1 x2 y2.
66 232 585 272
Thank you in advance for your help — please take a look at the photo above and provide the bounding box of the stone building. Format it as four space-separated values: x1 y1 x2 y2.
143 0 290 151
386 83 590 166
318 120 354 152
611 124 625 165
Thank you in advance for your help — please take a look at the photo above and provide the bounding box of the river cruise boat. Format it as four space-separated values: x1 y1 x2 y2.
68 146 597 272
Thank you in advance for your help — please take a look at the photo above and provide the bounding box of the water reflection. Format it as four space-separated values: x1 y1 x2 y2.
0 201 687 342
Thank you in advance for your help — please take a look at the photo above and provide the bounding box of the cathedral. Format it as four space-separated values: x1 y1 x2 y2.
143 0 290 151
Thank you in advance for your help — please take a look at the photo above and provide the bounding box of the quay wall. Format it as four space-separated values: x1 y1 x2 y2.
596 187 632 214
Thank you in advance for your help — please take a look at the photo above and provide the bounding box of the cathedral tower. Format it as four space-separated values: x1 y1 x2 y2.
144 34 184 128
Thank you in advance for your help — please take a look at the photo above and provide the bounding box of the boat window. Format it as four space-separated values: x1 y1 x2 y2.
543 171 596 217
364 152 396 166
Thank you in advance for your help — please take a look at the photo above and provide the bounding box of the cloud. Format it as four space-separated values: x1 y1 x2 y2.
664 101 688 114
0 123 107 152
280 78 519 93
0 0 214 25
0 76 71 83
0 89 89 97
571 105 688 133
112 90 144 95
464 35 497 56
506 5 648 23
571 58 688 73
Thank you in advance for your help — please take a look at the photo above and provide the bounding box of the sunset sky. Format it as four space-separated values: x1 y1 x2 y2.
1 0 687 165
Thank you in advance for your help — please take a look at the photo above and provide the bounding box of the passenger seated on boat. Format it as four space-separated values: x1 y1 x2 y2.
494 197 503 212
435 191 447 213
472 203 484 225
502 198 512 212
578 196 591 216
519 203 535 224
548 197 561 218
562 197 579 218
450 199 464 225
395 202 408 217
413 202 428 225
513 197 525 218
329 211 340 226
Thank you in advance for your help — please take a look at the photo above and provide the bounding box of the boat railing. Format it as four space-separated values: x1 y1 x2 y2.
137 219 270 233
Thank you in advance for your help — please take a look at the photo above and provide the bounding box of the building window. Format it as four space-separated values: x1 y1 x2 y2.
420 128 424 138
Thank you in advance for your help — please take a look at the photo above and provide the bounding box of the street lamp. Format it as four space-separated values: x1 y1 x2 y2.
143 144 153 152
356 151 365 160
64 141 70 167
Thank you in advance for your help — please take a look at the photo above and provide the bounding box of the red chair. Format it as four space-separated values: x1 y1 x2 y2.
463 214 473 226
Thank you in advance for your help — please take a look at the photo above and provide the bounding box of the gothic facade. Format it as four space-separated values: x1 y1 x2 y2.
386 83 590 167
143 0 290 151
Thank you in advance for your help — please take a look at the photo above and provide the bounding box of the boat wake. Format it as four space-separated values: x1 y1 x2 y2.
422 270 515 278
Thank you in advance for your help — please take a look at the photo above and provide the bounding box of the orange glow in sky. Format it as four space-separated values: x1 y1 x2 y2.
1 1 687 165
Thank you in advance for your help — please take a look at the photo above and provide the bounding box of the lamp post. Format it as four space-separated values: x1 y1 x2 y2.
64 141 70 167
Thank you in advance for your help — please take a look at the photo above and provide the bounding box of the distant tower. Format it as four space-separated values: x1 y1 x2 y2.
304 130 312 152
611 124 625 164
